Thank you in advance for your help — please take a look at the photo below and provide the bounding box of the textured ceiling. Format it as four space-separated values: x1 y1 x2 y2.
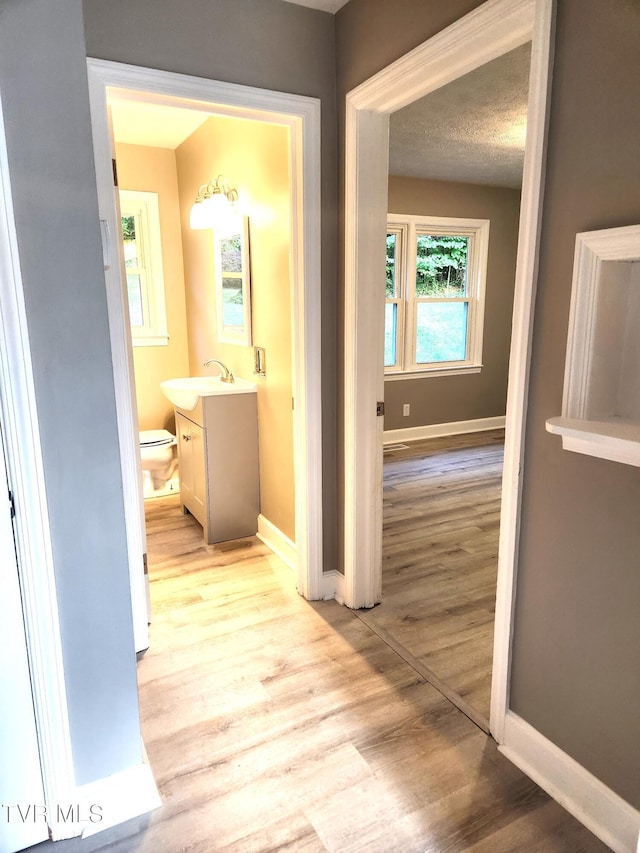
389 43 531 189
282 0 348 11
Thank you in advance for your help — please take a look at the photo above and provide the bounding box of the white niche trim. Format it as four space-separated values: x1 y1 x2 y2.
547 224 640 466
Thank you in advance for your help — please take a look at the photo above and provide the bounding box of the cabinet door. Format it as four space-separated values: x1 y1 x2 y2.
190 420 207 518
176 412 206 528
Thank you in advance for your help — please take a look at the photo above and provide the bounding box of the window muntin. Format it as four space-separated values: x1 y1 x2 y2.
119 190 168 347
385 215 489 377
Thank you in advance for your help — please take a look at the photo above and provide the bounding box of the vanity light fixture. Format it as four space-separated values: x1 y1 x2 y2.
190 174 239 230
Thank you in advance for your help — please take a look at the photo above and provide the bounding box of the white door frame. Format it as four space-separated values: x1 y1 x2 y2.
0 423 48 852
342 0 555 742
0 94 76 839
86 61 324 640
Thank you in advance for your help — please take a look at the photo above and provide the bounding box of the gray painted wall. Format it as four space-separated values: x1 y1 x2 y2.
0 0 141 785
510 0 640 807
336 0 640 807
5 0 638 817
385 176 520 431
82 0 339 572
336 0 484 97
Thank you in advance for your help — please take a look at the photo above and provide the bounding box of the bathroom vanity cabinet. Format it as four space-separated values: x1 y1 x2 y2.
173 391 260 544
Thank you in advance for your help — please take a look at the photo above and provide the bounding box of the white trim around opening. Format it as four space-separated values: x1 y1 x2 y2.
86 60 325 637
0 92 76 840
342 0 555 745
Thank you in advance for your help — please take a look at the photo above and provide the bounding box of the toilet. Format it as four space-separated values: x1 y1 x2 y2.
139 429 177 495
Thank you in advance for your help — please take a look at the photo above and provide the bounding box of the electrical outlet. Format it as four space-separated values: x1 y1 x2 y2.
403 403 410 417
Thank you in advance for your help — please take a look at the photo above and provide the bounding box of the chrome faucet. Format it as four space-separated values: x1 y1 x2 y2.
204 358 234 383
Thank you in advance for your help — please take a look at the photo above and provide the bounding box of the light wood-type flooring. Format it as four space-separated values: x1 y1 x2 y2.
30 490 608 853
360 430 505 730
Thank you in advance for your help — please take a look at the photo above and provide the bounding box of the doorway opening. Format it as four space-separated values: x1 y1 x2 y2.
342 0 554 742
113 98 297 619
359 41 530 731
87 61 324 651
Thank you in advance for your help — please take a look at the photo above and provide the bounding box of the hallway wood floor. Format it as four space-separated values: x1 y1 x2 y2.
361 430 505 730
31 493 608 853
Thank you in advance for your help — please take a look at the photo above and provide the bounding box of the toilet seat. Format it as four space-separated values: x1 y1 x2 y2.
139 429 176 447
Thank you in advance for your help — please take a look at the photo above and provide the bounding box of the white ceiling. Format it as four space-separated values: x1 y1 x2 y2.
389 43 531 189
110 100 212 149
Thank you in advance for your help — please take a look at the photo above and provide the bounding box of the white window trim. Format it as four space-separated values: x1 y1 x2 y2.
119 189 169 347
386 212 490 379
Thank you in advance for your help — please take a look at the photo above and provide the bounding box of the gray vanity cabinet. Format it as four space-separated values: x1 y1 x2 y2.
174 391 259 544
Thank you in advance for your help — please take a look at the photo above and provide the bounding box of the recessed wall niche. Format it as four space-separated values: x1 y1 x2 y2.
547 224 640 466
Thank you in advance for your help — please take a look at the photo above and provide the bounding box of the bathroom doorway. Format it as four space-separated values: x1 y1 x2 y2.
87 61 324 650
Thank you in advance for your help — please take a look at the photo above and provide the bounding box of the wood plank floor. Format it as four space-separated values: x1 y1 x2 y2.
359 430 505 728
30 492 608 853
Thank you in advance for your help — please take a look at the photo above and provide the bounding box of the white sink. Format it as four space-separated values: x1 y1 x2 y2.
160 376 257 410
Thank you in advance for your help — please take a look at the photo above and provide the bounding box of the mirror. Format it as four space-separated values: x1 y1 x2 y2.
214 216 252 345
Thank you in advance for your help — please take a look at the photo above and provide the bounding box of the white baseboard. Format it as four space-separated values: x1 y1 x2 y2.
257 517 342 602
257 514 296 571
501 712 640 853
320 569 345 603
48 758 161 840
384 415 505 445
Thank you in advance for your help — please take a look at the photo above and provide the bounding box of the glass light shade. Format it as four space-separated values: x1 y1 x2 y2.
190 192 234 230
214 208 242 238
189 199 210 230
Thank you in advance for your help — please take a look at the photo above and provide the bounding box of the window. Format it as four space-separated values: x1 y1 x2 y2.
119 190 168 346
385 214 490 378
